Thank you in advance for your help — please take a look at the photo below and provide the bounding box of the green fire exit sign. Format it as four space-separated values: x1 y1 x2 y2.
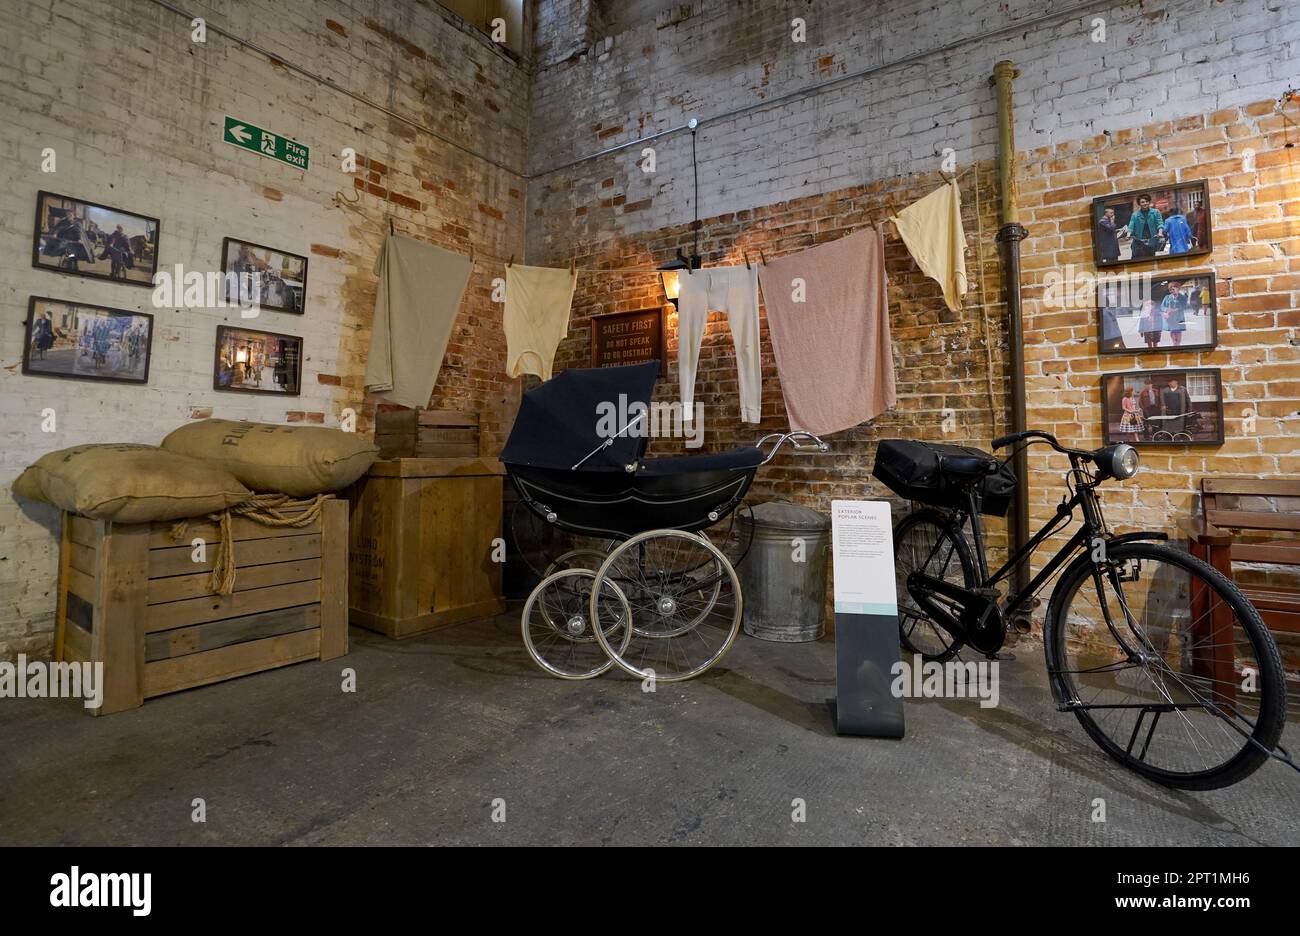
222 115 310 171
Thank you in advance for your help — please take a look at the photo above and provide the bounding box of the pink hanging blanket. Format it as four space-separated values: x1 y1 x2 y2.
757 228 895 436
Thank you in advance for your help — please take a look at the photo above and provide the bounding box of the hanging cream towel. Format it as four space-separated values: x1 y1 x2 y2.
891 179 968 312
365 232 472 409
505 264 577 380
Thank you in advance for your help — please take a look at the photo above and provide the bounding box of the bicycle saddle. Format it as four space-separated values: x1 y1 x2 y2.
938 454 999 479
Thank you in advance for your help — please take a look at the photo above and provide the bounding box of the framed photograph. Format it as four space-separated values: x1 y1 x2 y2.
1098 271 1218 354
214 325 302 396
1102 368 1224 446
220 237 308 314
22 297 153 385
1091 181 1211 268
590 307 667 375
32 191 160 287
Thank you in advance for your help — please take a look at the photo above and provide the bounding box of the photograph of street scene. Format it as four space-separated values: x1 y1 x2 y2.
33 192 159 286
1098 273 1217 353
23 297 153 384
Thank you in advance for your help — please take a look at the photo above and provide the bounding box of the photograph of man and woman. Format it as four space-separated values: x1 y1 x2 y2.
1104 368 1224 445
1098 273 1217 353
23 298 154 384
1092 181 1211 267
32 192 160 286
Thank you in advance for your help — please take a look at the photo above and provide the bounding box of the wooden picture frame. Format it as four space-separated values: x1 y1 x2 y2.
590 307 667 375
32 191 160 288
1097 271 1218 354
1102 367 1225 446
22 297 154 385
1091 180 1212 269
214 324 303 396
220 237 309 314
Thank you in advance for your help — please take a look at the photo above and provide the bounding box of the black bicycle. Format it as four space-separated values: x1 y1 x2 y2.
878 430 1290 790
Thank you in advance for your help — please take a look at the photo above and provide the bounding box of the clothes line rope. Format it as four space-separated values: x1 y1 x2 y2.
333 167 971 275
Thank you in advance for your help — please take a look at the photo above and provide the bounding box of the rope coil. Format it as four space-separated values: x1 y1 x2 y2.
169 493 331 596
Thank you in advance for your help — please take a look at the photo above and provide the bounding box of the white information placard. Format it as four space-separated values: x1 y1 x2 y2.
831 499 905 737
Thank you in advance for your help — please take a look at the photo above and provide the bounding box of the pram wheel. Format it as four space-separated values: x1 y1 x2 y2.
543 548 610 577
590 529 741 682
522 569 632 680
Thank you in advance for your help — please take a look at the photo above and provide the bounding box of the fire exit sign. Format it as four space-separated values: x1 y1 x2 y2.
222 115 310 171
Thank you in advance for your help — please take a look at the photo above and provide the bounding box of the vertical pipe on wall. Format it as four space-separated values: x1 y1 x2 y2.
992 59 1032 601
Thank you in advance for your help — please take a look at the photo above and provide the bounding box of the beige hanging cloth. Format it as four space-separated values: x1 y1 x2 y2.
365 232 472 409
505 264 577 380
890 179 969 313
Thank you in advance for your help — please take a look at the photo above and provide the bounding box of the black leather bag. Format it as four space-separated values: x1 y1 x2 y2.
873 439 1016 517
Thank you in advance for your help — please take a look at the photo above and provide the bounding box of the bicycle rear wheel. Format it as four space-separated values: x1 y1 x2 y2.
1044 540 1286 790
893 509 976 662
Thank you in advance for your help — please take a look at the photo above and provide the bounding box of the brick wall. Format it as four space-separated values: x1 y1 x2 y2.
1019 98 1300 560
527 0 1295 254
0 0 528 659
538 162 1013 569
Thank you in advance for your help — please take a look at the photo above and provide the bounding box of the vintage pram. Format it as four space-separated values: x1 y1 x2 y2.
501 362 827 682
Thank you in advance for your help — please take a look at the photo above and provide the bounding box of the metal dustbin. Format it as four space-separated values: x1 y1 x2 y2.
738 502 830 642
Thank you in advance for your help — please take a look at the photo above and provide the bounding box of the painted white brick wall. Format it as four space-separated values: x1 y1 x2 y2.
526 0 1298 254
0 0 528 658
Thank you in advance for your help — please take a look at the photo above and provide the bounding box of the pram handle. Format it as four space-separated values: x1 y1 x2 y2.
756 431 829 464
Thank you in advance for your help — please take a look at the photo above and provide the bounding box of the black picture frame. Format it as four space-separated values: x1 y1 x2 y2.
1102 367 1225 446
1097 271 1218 355
22 296 154 385
214 324 303 396
32 191 160 288
220 237 309 314
1091 180 1212 268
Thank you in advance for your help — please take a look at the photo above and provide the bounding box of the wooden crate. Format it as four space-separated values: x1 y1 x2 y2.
55 498 349 715
374 409 479 459
347 457 505 638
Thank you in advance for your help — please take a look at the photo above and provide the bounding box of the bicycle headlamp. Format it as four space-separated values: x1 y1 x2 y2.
1096 443 1140 480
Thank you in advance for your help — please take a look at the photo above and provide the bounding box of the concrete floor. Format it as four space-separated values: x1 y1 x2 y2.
2 611 1298 846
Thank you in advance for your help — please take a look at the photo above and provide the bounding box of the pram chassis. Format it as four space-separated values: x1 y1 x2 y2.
511 430 827 682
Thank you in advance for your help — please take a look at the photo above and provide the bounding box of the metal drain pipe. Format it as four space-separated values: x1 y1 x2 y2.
992 60 1031 599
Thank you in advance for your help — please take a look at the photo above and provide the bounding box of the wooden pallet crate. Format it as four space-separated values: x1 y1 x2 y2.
55 498 349 715
347 457 505 638
374 409 479 459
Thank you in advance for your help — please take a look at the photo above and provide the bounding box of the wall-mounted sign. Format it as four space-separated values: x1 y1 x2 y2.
831 500 905 738
590 308 665 375
222 115 310 171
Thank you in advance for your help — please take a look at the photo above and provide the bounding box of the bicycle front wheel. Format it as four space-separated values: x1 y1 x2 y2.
1044 540 1286 790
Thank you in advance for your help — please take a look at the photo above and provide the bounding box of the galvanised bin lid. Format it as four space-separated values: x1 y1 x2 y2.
738 501 829 532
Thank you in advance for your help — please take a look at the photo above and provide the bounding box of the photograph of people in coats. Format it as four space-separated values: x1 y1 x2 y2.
22 298 153 385
1091 182 1211 267
34 192 159 285
1103 369 1224 445
1096 273 1217 354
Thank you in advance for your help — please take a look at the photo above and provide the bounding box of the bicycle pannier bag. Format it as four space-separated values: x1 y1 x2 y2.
872 439 1016 517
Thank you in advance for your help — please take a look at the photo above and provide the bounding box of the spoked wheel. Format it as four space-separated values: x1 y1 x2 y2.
893 509 976 662
1152 431 1173 442
543 548 611 577
1044 541 1287 790
521 569 632 680
590 529 741 682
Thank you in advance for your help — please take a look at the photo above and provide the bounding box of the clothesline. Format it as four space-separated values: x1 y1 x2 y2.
331 165 975 276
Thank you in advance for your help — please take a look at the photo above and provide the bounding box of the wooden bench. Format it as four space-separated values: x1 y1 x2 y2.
1184 477 1300 701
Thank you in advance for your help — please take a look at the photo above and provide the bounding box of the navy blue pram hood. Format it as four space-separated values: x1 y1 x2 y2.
501 362 660 471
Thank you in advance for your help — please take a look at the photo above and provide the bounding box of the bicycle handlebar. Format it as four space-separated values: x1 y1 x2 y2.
992 429 1096 461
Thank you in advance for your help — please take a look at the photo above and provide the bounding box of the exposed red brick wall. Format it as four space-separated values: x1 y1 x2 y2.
536 162 1013 566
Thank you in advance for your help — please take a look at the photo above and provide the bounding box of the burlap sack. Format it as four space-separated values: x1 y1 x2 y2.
161 419 379 496
12 443 251 522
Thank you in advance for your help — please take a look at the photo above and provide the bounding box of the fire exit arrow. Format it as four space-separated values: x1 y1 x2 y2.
222 115 311 171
